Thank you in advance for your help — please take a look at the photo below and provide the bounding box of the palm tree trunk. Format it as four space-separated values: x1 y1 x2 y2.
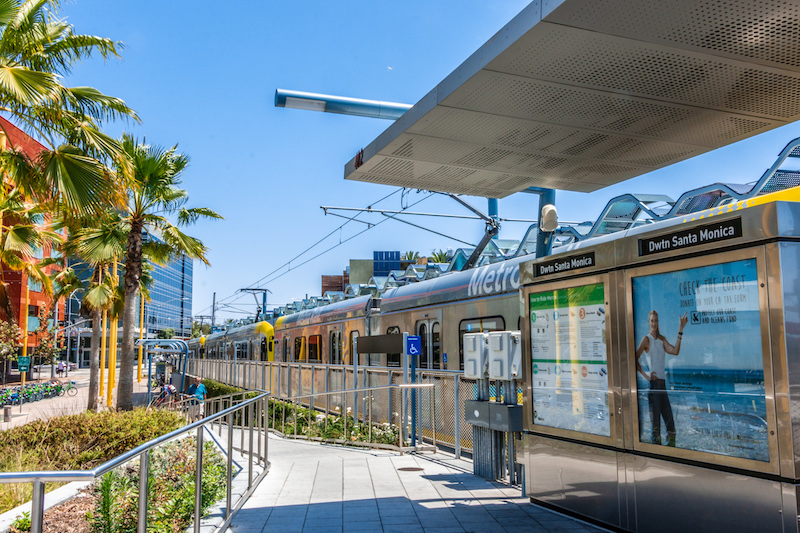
88 306 101 411
117 219 143 411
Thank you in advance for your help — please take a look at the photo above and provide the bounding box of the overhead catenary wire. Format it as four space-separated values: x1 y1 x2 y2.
195 188 434 317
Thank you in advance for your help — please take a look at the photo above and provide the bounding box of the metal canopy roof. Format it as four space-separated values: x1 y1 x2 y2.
344 0 800 198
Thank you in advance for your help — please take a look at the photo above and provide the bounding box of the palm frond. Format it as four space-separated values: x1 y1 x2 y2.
40 145 118 214
177 206 223 226
0 64 58 105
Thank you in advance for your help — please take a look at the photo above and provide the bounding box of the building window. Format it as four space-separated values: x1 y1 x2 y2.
27 278 42 292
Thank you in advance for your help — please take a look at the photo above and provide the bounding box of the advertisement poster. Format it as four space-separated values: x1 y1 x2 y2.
530 283 610 436
632 259 768 462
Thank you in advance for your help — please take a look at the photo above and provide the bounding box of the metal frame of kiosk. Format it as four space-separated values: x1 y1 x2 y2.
518 201 800 533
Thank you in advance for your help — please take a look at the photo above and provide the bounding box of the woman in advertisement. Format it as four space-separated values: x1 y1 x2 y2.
635 310 688 447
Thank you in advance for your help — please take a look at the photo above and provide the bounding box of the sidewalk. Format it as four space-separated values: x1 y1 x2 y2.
228 434 609 533
0 367 155 429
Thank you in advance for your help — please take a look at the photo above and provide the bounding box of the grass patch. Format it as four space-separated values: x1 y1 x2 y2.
0 409 183 514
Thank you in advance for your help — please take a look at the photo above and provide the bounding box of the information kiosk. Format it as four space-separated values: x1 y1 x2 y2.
519 201 800 532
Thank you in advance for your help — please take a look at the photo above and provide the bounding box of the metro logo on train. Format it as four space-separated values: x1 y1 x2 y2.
467 261 520 297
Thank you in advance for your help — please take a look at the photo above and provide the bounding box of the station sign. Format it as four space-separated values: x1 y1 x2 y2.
17 356 30 372
534 252 595 278
639 218 742 257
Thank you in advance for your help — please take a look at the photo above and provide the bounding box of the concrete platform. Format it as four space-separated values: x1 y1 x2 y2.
227 434 608 533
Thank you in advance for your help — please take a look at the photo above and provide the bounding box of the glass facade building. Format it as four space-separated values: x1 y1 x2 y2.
66 253 193 339
146 254 193 337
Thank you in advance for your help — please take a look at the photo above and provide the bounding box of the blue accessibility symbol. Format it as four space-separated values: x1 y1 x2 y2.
407 335 422 356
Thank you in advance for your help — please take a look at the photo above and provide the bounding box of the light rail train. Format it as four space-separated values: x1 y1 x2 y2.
189 254 527 372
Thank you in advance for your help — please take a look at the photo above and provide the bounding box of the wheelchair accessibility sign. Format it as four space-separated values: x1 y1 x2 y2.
406 335 421 356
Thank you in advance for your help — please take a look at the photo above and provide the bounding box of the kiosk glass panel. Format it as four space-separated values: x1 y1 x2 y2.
631 258 768 461
529 282 610 437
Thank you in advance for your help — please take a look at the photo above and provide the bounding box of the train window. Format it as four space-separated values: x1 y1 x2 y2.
458 316 505 370
432 322 441 369
261 338 268 361
330 331 341 365
417 323 429 369
386 326 401 367
235 342 248 359
308 335 322 362
294 337 305 361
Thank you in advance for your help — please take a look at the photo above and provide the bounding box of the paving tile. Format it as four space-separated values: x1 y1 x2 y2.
343 520 384 532
381 514 422 525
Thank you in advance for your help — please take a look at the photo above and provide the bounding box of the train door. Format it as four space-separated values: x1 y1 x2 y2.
415 319 442 370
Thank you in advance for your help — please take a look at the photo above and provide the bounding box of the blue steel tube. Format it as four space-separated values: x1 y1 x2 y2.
275 89 412 120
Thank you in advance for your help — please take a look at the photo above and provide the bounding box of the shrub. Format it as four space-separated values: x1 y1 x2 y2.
88 438 227 533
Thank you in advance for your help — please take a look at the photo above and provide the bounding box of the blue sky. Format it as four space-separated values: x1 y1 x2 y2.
60 1 800 322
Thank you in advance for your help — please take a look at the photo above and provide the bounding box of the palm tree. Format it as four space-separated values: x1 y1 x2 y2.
0 1 138 338
115 135 221 410
0 187 61 322
0 0 138 216
401 251 420 261
428 249 451 264
66 211 126 410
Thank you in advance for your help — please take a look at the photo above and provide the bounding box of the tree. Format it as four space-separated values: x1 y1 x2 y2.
0 1 138 328
66 211 126 410
157 327 174 339
0 0 138 214
401 251 420 261
0 318 21 385
32 307 58 373
428 249 451 264
191 321 210 338
115 136 221 410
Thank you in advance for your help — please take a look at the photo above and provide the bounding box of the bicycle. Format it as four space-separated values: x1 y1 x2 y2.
58 381 78 397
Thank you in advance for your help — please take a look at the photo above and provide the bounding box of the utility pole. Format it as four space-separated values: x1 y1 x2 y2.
211 292 216 329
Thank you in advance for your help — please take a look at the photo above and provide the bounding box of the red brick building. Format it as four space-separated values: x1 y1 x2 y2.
0 117 65 350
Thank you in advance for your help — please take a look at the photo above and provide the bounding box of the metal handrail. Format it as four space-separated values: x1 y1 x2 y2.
0 391 270 533
264 382 434 451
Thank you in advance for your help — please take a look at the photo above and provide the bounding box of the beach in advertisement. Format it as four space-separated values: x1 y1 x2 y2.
530 283 610 437
632 258 768 462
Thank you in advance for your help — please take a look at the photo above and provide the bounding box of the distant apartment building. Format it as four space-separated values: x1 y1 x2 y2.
321 270 349 295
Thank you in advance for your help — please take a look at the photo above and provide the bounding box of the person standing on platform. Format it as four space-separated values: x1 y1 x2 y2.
187 376 207 421
635 310 688 447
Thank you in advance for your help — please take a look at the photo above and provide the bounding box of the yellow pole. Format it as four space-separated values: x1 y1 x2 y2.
107 316 117 406
107 263 118 407
137 294 144 382
20 282 28 387
99 310 107 397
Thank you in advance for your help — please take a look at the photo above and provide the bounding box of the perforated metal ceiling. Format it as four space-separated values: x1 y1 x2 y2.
344 0 800 197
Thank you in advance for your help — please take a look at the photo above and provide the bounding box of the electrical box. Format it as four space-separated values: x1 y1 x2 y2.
488 331 522 380
462 332 488 379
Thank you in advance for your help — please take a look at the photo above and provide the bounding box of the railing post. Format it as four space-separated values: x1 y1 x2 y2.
248 403 254 488
454 378 461 459
138 451 149 533
226 410 233 518
30 479 44 533
194 426 204 533
264 396 269 466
